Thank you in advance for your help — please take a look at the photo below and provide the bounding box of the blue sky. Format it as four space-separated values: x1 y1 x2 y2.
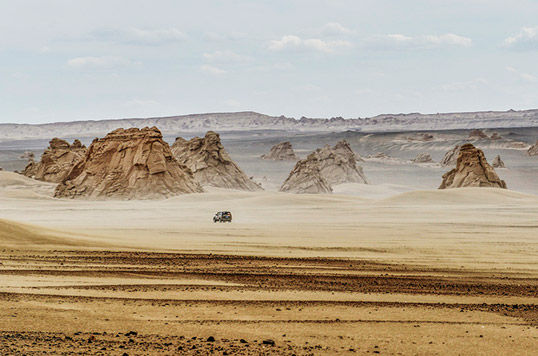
1 0 537 123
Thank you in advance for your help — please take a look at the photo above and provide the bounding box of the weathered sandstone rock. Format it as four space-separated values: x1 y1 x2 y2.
315 141 368 185
440 145 460 166
171 131 262 191
261 142 298 161
468 129 488 139
528 141 538 156
55 127 202 199
412 152 433 163
22 139 86 183
280 140 367 193
279 160 332 194
439 143 506 189
407 133 434 141
491 155 505 168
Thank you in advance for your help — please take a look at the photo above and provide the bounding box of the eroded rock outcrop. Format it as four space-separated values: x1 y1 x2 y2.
317 141 368 185
20 152 36 176
279 159 332 194
492 155 505 168
171 131 262 191
280 140 367 194
528 141 538 156
55 127 202 199
468 129 502 140
22 139 86 183
439 144 506 189
412 152 433 163
440 145 460 166
490 132 502 140
261 142 298 161
407 133 434 142
468 129 488 139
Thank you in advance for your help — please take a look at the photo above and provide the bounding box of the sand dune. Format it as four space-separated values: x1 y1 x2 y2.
1 171 537 271
0 171 56 199
379 187 538 205
0 219 89 248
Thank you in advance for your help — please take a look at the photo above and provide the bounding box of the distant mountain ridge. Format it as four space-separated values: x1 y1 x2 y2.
1 109 538 140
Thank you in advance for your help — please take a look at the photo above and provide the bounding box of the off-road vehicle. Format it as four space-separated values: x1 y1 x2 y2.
213 211 232 223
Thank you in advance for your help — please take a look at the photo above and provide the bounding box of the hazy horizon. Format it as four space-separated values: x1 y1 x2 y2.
1 106 538 127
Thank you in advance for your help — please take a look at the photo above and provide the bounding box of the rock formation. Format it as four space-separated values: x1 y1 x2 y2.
492 155 505 168
317 141 368 185
528 141 538 156
440 145 460 166
439 143 507 189
280 140 367 193
20 151 35 161
261 142 298 161
20 152 37 176
55 127 203 199
279 159 332 194
22 138 86 183
367 152 391 160
468 129 502 140
412 152 433 163
407 133 434 141
468 129 488 139
171 131 262 191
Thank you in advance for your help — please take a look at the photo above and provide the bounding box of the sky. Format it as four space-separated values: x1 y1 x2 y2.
1 0 537 124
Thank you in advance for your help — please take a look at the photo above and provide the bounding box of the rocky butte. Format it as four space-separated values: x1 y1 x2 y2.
492 155 505 168
55 127 202 199
468 129 488 139
280 140 367 194
22 138 87 183
279 159 332 194
412 152 433 163
261 142 298 161
439 143 507 189
171 131 262 191
440 145 460 166
528 141 538 156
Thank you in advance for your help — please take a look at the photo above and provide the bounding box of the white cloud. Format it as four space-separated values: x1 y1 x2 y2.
67 56 138 69
423 33 472 46
200 65 227 75
90 27 187 45
368 33 472 49
11 72 30 80
268 35 352 53
249 62 293 72
441 78 488 91
203 50 251 63
320 22 354 36
506 66 537 83
503 27 538 50
385 34 413 42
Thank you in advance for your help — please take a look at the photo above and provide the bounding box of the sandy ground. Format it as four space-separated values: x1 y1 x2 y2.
0 171 537 354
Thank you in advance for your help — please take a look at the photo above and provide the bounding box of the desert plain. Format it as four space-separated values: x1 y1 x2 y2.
0 124 537 355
